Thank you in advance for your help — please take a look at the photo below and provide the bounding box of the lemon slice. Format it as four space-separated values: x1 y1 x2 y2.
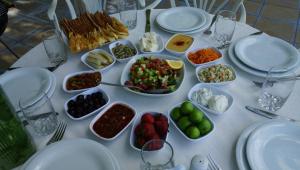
166 60 183 69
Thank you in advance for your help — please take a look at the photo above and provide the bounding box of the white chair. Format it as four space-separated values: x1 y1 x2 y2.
140 0 246 23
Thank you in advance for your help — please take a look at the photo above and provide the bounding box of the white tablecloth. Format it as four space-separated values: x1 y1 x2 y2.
12 9 300 170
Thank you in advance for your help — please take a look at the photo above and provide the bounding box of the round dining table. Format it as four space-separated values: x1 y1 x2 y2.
12 9 300 170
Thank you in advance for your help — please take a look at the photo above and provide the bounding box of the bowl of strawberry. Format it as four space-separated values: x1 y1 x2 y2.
130 112 169 151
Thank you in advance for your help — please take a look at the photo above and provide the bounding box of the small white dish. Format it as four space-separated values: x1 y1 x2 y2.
109 39 138 63
186 47 223 67
139 33 164 54
62 70 101 93
64 87 110 120
89 101 136 141
129 112 169 151
80 49 116 72
168 101 214 142
187 83 233 115
195 63 236 85
165 33 194 56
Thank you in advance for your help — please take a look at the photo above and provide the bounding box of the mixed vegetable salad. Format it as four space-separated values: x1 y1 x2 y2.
125 57 182 93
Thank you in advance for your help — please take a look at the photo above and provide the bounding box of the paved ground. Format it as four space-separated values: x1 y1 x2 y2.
0 0 299 70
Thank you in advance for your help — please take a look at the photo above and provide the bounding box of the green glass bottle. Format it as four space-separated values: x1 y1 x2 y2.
0 85 36 170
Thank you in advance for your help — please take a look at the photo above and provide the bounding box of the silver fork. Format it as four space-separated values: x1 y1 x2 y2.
207 154 220 170
46 121 67 145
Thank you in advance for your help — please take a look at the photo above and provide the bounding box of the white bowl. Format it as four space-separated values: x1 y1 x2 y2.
89 101 136 141
109 39 138 63
80 49 116 72
64 87 110 120
62 70 101 93
139 33 165 54
129 112 170 151
120 54 185 97
186 47 223 67
165 33 194 56
187 83 233 115
168 101 215 142
195 63 236 86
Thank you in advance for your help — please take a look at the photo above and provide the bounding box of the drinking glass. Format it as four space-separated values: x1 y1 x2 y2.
43 33 67 65
140 139 175 170
257 67 296 112
19 91 58 136
119 0 137 30
0 86 36 170
214 10 236 46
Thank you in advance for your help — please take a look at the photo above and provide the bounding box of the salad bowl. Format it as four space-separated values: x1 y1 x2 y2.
120 54 185 97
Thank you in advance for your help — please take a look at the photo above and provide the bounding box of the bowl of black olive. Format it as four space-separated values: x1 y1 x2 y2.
64 87 110 120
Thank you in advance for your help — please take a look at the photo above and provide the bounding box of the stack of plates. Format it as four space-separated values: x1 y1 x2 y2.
228 34 300 78
156 7 211 34
22 139 120 170
0 67 56 111
236 120 300 170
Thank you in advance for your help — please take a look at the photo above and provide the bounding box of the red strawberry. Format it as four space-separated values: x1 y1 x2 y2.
142 123 156 139
155 114 168 123
147 135 163 150
135 136 146 149
154 120 169 139
134 123 143 136
141 113 155 124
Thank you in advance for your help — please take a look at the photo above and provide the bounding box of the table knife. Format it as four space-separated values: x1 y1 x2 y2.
145 9 151 32
245 106 297 122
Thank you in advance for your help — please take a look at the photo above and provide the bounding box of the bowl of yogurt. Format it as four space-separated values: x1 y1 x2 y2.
139 32 164 53
187 83 233 115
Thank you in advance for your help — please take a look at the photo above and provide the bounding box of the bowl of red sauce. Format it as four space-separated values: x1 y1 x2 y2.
89 101 136 140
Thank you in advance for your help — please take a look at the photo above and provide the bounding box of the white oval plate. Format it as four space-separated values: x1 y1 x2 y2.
81 49 116 72
89 101 136 141
165 33 195 56
246 121 300 170
129 112 169 151
156 7 206 32
139 34 165 54
187 83 233 115
120 54 185 97
228 40 298 78
22 139 115 170
234 35 300 72
62 70 101 93
195 64 236 86
64 87 110 120
109 39 138 63
0 67 52 111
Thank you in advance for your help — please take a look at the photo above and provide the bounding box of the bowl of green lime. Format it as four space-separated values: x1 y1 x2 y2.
168 101 214 142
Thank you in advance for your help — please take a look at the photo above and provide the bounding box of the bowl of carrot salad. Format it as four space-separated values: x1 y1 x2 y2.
186 47 222 67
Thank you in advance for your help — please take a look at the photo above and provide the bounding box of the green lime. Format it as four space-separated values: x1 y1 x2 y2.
171 107 181 121
189 108 204 123
185 126 200 139
197 119 212 135
180 101 194 114
177 116 191 131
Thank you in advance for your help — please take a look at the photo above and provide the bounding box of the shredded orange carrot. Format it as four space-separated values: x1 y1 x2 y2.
188 48 221 64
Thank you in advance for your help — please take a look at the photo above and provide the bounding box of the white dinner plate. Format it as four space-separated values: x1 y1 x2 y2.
235 120 274 170
156 10 211 34
246 121 300 170
156 7 207 32
0 67 53 111
234 35 300 72
228 39 298 78
22 138 116 170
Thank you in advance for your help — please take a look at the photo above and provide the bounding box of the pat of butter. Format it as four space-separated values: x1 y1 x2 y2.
140 32 159 52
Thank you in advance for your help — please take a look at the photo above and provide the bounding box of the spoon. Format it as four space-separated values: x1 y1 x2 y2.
99 81 171 94
203 14 218 35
